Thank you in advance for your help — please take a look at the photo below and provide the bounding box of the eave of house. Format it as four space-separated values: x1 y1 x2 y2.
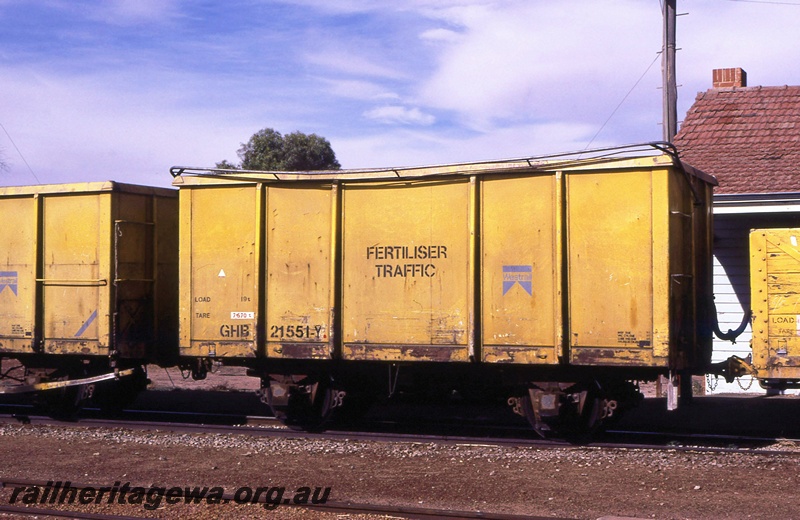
714 192 800 214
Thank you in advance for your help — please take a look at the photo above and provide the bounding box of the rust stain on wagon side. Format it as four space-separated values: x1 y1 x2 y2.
269 342 332 359
343 344 469 362
483 346 557 364
186 341 257 358
571 347 663 367
44 341 99 356
767 355 800 368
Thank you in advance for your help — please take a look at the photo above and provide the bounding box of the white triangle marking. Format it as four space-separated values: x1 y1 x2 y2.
218 269 226 277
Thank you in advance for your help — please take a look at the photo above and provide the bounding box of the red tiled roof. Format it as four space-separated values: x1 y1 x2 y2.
673 85 800 194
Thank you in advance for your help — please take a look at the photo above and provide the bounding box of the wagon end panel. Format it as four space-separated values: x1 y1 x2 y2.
112 189 179 361
265 184 335 360
480 173 562 364
0 194 38 353
691 177 715 369
153 194 180 363
666 167 713 371
179 184 261 359
750 228 800 380
112 191 155 360
341 179 474 362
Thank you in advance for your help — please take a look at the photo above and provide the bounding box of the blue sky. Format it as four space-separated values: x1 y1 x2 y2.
1 0 799 188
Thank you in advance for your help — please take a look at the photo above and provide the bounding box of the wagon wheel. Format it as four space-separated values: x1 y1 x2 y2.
519 382 605 440
263 376 343 432
36 368 91 420
40 385 87 419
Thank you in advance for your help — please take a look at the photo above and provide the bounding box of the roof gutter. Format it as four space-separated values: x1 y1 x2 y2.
714 192 800 214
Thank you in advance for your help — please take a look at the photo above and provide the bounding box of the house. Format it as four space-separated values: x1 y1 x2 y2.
674 67 800 393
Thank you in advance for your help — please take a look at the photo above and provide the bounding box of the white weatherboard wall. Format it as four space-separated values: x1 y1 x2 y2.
708 197 800 394
708 215 755 393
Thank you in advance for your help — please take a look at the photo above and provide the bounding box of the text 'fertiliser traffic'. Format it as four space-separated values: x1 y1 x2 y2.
367 244 448 278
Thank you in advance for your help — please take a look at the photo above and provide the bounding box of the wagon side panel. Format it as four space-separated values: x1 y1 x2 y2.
41 192 110 355
567 168 661 366
180 184 261 359
480 173 562 364
0 194 38 353
265 184 335 359
341 179 473 362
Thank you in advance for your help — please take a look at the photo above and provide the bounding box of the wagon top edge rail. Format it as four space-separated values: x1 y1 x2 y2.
170 141 716 186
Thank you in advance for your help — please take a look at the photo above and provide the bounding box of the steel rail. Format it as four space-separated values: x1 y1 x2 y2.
0 478 576 520
2 411 800 457
0 503 147 520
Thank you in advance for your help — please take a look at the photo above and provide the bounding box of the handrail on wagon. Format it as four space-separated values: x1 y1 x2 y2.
35 278 108 286
169 141 700 182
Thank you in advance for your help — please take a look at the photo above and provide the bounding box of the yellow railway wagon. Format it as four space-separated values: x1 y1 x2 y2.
0 182 178 362
750 228 800 382
172 144 716 432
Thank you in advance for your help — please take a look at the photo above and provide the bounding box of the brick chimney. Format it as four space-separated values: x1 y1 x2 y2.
713 68 747 88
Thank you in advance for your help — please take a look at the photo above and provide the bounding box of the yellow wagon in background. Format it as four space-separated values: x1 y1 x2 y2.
0 181 178 413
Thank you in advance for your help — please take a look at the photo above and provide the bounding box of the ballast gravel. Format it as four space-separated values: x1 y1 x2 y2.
1 422 800 520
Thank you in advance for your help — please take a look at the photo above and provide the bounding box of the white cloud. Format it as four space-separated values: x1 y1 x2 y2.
363 106 436 126
304 48 408 80
419 28 462 44
318 78 399 101
335 120 600 169
2 0 800 187
0 66 256 188
416 1 662 131
84 0 183 26
270 0 492 16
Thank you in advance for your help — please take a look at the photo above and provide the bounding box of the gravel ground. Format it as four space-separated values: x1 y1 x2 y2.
1 421 800 520
4 363 800 519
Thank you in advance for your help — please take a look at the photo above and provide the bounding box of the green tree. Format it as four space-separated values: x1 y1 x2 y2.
281 131 340 171
231 128 340 171
214 159 239 170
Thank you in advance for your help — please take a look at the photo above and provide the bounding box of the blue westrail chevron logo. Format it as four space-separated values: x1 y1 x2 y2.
503 265 532 295
0 271 18 296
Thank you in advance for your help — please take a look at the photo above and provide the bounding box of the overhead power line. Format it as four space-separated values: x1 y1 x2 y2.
0 120 40 184
725 0 800 5
583 52 661 151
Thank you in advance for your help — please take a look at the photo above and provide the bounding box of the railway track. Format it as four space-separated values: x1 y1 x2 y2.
0 405 569 449
1 404 799 457
3 401 799 520
0 504 147 520
0 478 577 520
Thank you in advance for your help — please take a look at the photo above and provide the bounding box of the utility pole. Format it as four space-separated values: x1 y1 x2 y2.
662 0 678 142
663 0 684 412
